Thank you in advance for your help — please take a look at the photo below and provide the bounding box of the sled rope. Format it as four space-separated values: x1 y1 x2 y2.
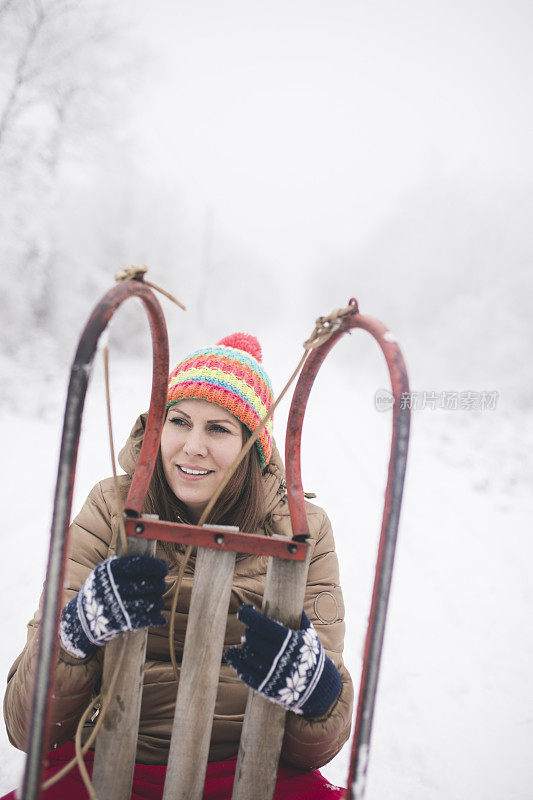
192 299 358 536
115 265 186 310
42 637 128 794
303 298 358 350
168 542 192 683
168 300 359 687
103 346 128 555
41 340 135 797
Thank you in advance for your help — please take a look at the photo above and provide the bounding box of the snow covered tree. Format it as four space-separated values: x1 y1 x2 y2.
0 0 135 352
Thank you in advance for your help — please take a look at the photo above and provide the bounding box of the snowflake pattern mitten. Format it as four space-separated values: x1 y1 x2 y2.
225 604 342 718
59 554 168 659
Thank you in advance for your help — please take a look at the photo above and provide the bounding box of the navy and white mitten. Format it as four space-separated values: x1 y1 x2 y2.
59 554 168 659
225 604 342 718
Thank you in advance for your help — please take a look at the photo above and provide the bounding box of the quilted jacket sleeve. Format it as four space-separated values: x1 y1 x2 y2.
280 506 354 769
3 481 119 752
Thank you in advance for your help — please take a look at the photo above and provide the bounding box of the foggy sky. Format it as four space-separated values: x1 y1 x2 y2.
129 0 533 272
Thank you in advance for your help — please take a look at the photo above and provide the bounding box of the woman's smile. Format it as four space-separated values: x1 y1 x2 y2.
178 464 213 478
176 463 214 479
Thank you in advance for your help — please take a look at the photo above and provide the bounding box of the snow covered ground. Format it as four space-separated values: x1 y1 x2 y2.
0 337 531 799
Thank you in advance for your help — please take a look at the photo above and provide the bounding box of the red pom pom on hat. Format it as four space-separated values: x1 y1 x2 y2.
217 332 263 363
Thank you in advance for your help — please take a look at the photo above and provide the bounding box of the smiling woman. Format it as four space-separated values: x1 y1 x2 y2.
2 333 353 800
161 400 245 522
144 333 272 537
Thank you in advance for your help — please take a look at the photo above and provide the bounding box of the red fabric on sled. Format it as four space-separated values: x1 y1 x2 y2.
2 741 345 799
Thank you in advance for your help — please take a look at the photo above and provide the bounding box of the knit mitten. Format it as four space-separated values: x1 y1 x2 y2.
225 604 342 718
59 554 168 659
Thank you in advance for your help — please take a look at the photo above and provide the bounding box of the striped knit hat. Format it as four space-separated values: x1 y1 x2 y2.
167 333 274 469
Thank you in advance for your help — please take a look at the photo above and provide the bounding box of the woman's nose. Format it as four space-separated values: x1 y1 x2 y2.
183 428 208 457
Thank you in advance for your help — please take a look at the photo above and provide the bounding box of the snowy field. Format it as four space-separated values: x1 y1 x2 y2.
0 335 531 800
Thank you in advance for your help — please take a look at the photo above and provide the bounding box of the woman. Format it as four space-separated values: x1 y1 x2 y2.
3 333 353 799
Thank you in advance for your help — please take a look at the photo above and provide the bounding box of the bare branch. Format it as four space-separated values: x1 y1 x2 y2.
0 1 45 145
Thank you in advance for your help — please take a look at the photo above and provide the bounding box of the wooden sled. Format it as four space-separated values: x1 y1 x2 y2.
19 278 410 800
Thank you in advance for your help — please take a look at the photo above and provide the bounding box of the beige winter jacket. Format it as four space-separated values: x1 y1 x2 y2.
4 415 353 770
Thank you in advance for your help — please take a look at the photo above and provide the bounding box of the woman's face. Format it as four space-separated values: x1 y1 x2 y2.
161 398 244 523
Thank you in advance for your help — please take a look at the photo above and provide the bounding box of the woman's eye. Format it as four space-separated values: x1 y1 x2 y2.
210 425 230 434
169 417 188 427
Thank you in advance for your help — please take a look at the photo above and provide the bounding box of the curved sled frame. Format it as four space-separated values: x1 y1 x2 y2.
284 304 410 800
20 281 170 800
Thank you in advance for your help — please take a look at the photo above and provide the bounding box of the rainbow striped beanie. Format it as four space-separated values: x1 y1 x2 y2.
167 333 274 469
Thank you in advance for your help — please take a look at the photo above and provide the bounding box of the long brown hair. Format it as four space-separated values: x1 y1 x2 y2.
143 425 266 559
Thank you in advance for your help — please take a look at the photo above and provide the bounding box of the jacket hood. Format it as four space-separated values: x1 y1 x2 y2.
117 413 286 517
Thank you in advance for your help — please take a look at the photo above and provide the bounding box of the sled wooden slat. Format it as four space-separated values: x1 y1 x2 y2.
162 546 237 800
92 536 157 800
231 552 311 800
